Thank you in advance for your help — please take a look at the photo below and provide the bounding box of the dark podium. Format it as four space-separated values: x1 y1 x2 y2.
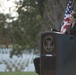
40 31 76 75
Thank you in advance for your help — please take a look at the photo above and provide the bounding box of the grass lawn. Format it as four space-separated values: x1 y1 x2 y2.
0 72 38 75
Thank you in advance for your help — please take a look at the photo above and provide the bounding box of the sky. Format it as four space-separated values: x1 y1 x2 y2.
0 0 22 23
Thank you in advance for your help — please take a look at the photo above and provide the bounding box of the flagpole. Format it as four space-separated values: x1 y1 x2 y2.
73 0 74 4
72 0 74 7
71 0 74 13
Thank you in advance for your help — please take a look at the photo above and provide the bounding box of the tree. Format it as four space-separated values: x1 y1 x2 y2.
42 0 76 31
0 0 76 57
10 0 42 57
9 0 76 57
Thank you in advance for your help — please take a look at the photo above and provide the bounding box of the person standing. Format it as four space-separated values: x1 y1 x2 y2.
61 12 76 36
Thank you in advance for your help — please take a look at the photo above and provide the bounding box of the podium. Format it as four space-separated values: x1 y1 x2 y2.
40 31 76 75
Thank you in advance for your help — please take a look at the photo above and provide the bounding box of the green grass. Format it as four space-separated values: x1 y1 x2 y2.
0 72 38 75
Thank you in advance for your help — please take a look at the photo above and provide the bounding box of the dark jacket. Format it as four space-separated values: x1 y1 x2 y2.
65 23 76 37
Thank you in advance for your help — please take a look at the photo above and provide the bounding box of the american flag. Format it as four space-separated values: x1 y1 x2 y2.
60 0 74 33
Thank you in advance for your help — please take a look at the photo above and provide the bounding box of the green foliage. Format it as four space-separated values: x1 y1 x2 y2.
0 0 76 56
10 0 42 56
